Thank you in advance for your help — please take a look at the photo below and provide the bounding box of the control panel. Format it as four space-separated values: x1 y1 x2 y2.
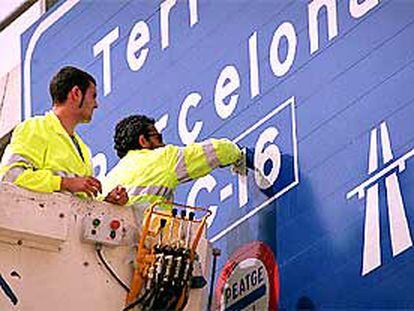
81 213 134 247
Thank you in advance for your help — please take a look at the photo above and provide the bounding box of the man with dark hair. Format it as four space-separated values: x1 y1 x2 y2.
113 115 159 158
102 114 243 209
0 66 127 204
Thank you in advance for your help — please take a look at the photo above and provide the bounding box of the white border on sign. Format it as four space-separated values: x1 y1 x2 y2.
23 0 80 120
210 96 299 243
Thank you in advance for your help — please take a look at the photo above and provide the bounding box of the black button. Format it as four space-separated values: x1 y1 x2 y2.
110 230 116 239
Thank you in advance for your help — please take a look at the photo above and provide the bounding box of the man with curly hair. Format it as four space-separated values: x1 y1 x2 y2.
101 115 243 210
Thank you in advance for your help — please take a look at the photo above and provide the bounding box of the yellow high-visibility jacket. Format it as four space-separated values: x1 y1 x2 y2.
0 111 93 193
102 139 241 209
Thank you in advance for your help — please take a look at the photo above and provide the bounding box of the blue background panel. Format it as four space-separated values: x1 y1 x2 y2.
22 0 414 308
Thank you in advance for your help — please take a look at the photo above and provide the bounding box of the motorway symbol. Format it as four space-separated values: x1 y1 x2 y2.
347 122 413 276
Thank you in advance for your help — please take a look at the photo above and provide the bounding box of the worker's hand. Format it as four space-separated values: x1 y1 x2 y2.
104 185 129 206
60 176 102 197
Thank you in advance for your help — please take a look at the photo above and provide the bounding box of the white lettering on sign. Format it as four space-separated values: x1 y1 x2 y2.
248 31 260 98
269 22 297 77
160 0 199 49
25 1 380 116
308 0 338 54
214 65 241 120
92 152 108 180
88 0 198 100
254 127 282 190
179 92 203 145
155 114 169 133
188 0 199 27
349 0 379 19
92 27 119 96
127 21 150 72
186 174 218 228
160 0 177 50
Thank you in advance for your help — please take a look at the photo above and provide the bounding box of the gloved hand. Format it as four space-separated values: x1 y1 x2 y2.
231 148 246 175
231 146 255 175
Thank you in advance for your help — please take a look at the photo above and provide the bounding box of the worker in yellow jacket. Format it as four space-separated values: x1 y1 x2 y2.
106 115 244 310
102 115 242 210
0 66 127 204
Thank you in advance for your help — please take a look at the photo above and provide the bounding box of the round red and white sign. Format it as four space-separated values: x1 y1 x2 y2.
215 241 279 310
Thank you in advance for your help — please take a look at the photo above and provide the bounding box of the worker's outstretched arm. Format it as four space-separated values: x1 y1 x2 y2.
169 138 242 185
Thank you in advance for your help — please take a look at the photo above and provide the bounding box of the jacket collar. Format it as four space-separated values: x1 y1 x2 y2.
45 111 87 164
46 111 80 139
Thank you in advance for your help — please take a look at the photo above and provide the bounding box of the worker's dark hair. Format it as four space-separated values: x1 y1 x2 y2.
114 115 156 158
49 66 96 104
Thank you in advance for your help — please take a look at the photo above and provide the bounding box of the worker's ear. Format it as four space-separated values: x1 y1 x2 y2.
68 85 81 103
138 134 149 148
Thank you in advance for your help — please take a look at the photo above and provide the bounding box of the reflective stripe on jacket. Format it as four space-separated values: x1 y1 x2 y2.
0 111 93 193
102 139 241 209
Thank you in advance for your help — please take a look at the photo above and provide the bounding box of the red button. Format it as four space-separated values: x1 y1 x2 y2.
110 220 121 230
